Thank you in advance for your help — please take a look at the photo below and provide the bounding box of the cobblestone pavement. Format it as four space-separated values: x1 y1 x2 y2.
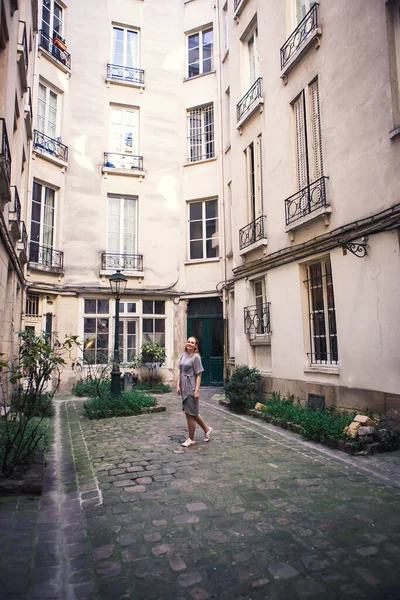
1 389 400 600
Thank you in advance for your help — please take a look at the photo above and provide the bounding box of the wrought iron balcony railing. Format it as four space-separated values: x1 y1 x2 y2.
280 4 319 70
244 302 271 336
239 215 266 250
18 21 28 70
39 30 71 69
102 253 143 272
285 176 328 226
106 63 145 85
33 130 68 162
11 186 21 223
237 77 262 122
29 242 64 269
0 118 11 184
104 153 143 171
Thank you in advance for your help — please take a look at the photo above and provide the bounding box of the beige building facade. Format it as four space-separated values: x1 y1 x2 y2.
0 0 399 417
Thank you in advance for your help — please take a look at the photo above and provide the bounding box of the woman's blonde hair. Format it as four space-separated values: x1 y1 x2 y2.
184 336 200 355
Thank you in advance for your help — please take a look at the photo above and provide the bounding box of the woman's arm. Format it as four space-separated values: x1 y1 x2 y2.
193 373 201 399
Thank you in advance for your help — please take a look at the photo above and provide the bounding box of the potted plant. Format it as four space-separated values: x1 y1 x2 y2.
133 341 166 387
53 35 67 51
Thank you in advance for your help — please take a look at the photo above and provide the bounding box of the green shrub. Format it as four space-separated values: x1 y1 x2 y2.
262 392 355 442
135 382 171 394
0 418 52 475
225 365 262 411
83 390 157 420
72 378 110 397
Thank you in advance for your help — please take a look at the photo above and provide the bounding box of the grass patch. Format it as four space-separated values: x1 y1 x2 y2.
135 382 171 394
83 390 157 420
72 378 110 397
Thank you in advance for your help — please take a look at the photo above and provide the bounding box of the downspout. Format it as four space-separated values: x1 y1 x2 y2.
214 0 229 381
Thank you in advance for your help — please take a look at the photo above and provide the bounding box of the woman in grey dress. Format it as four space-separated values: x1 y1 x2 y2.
177 336 214 447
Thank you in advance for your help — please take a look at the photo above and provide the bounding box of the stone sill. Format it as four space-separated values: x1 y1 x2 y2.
249 335 271 346
239 237 268 256
100 269 144 278
32 149 68 171
304 365 340 375
102 167 145 179
222 49 229 64
183 70 216 83
184 257 220 265
280 28 322 83
389 125 400 140
105 77 145 90
184 157 217 167
28 262 64 275
285 205 331 240
38 48 71 75
237 97 264 131
233 0 249 19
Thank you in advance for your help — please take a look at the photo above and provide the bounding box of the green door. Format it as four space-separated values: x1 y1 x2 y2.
187 298 224 386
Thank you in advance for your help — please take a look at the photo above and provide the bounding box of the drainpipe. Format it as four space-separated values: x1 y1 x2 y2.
214 0 229 381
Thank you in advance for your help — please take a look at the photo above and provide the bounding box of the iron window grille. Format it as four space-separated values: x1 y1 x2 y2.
104 152 143 171
0 118 11 184
187 104 215 162
33 130 68 162
237 77 262 122
102 253 143 272
305 258 338 365
39 29 71 69
239 215 266 250
106 63 144 85
244 302 271 336
280 3 319 70
26 293 39 317
285 176 328 226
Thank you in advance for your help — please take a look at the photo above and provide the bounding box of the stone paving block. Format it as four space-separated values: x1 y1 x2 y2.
95 561 122 579
92 543 115 561
177 571 203 588
268 562 300 580
186 502 208 512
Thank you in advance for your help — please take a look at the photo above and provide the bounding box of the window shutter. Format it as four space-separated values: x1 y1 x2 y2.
293 91 308 191
309 78 323 182
256 135 263 217
124 198 136 254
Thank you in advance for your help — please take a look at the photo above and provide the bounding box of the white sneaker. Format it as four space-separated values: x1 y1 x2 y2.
204 428 214 442
182 438 196 447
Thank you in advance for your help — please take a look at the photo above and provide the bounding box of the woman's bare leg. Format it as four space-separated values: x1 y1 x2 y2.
185 413 196 440
195 414 210 433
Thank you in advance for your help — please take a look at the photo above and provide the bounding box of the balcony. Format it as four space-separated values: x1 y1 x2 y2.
38 30 71 71
101 253 143 275
33 130 68 164
9 186 22 241
236 77 263 129
239 215 267 254
244 303 272 338
24 87 33 139
17 222 28 265
17 21 28 92
285 176 330 232
102 152 143 177
0 118 11 204
106 64 145 88
29 242 64 271
280 4 321 81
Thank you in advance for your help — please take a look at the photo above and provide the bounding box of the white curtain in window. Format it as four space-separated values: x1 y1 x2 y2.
108 197 137 255
112 27 139 68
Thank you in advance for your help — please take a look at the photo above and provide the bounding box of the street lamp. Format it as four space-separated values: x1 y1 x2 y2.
109 270 128 396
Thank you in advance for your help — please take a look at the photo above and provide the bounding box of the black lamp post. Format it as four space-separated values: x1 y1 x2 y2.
109 270 128 396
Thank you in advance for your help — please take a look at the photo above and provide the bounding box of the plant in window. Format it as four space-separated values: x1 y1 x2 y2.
133 341 166 387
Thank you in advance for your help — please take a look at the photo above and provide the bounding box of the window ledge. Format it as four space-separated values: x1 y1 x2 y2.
304 365 340 375
183 70 216 83
38 48 71 75
280 28 322 83
224 144 231 154
389 125 400 140
100 269 143 278
102 166 145 179
237 97 264 131
285 205 331 240
185 257 220 265
184 157 217 167
28 262 64 275
249 335 271 346
222 49 229 64
239 237 268 256
32 149 68 170
105 77 145 90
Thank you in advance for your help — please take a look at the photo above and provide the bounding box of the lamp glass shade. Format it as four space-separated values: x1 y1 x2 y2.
109 271 128 296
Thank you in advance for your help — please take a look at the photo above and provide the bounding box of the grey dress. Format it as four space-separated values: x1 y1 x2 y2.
179 352 204 416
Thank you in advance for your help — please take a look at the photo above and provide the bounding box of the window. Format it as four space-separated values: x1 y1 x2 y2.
109 106 139 167
30 181 56 264
26 293 39 317
244 26 259 88
254 279 267 334
188 199 219 260
37 82 58 138
293 78 323 192
143 300 166 347
83 299 110 364
187 28 213 78
388 1 400 130
108 196 137 261
245 135 263 222
112 26 139 68
292 0 316 26
187 104 214 162
223 3 229 55
42 0 63 40
305 257 338 364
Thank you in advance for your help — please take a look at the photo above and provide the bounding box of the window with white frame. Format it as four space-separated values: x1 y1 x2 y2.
292 0 316 26
253 278 268 335
244 25 259 88
26 293 39 317
109 106 139 168
245 135 263 223
37 82 58 138
305 257 338 364
112 26 139 68
118 302 138 362
223 3 229 55
188 198 219 260
142 300 166 347
390 0 400 125
187 27 213 78
83 299 110 365
42 0 63 41
30 181 56 263
107 196 137 261
293 77 323 192
187 104 214 162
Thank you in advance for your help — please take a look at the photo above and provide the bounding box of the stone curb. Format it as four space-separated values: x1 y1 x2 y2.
139 406 166 414
0 449 46 495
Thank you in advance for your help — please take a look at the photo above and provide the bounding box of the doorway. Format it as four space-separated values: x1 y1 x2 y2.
187 297 224 386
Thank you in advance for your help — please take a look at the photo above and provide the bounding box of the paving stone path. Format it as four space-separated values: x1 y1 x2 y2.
1 388 400 599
